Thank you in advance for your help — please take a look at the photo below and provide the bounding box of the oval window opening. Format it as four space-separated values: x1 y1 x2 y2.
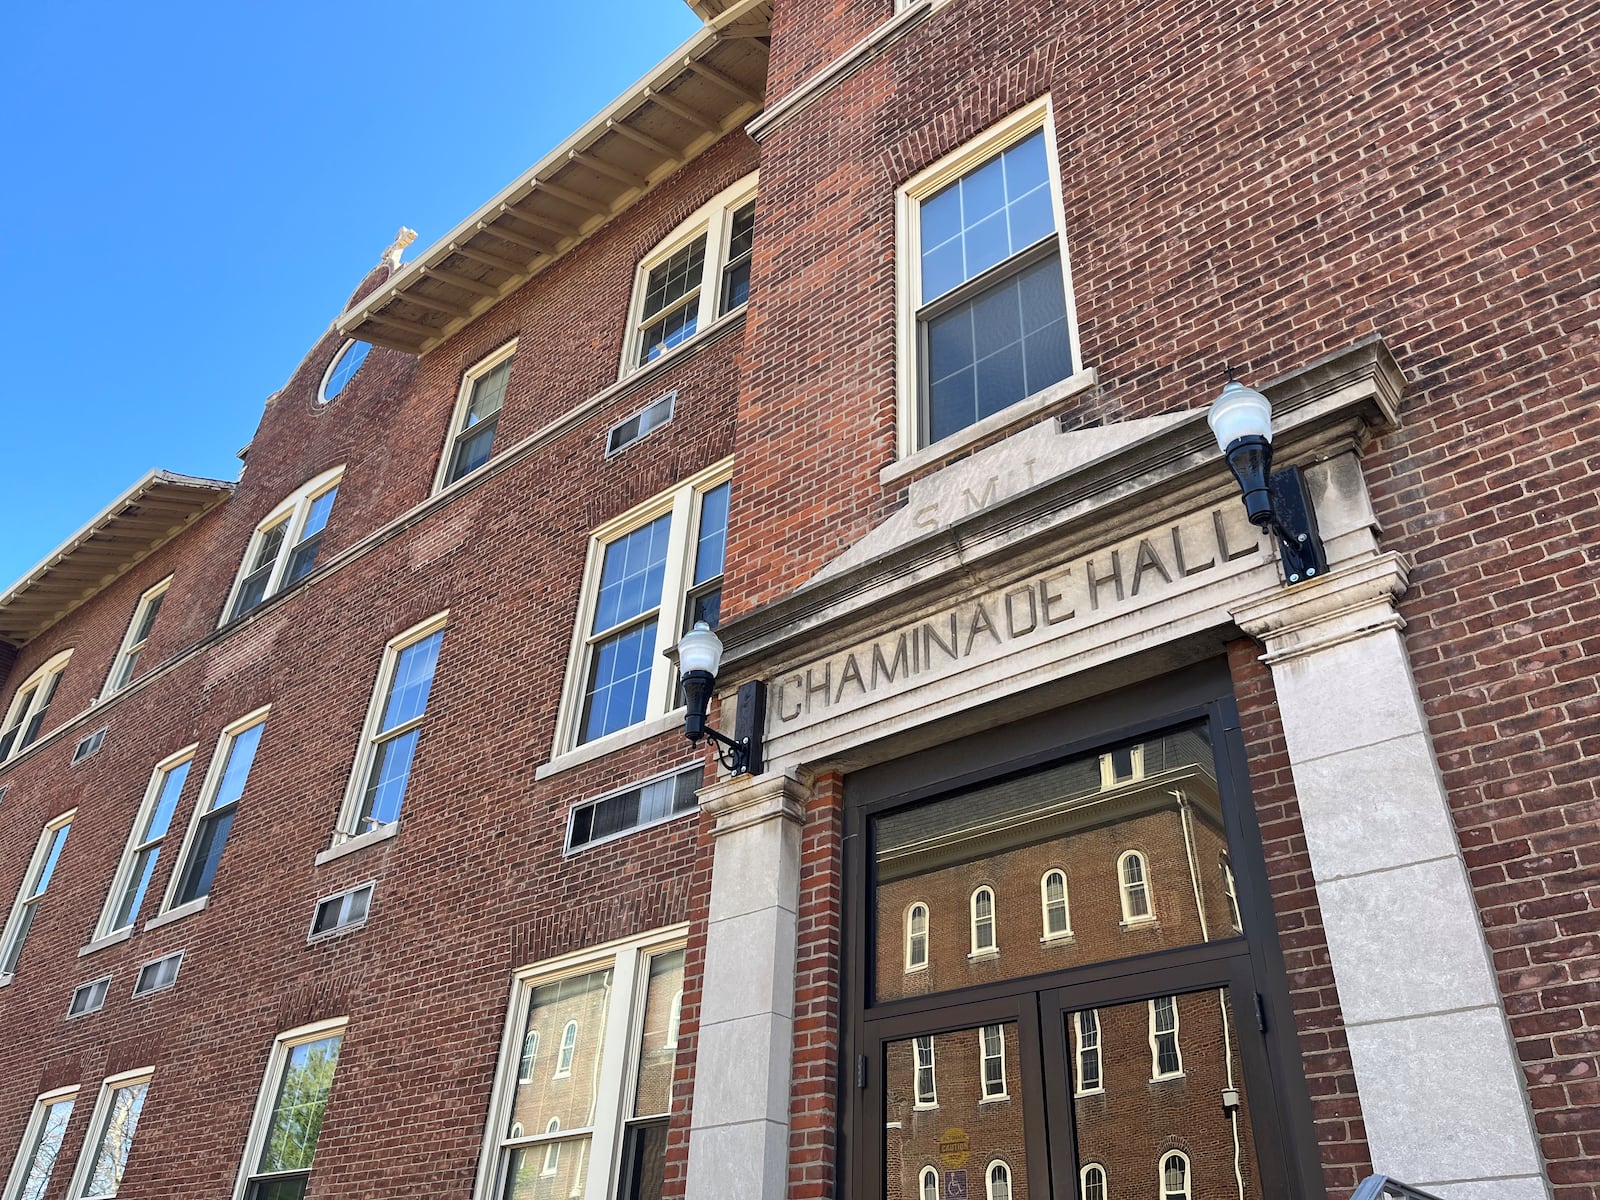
319 340 371 404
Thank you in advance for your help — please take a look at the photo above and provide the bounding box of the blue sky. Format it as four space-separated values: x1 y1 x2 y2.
0 0 702 589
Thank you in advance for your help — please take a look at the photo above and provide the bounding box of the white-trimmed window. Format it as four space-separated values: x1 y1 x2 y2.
517 1032 541 1084
905 902 929 971
70 976 112 1018
2 1087 77 1200
0 651 72 762
1080 1163 1107 1200
223 466 344 623
979 1024 1007 1100
554 1021 578 1078
103 578 171 696
334 613 447 844
1074 1009 1102 1094
1099 744 1145 789
565 765 702 852
913 1036 937 1108
318 340 371 405
476 929 686 1200
1222 854 1242 932
919 1166 940 1200
0 809 73 980
164 708 269 913
66 1070 151 1199
437 340 516 490
969 886 996 956
1149 996 1182 1079
308 882 374 941
1118 850 1153 924
623 175 757 374
559 463 730 751
1160 1151 1191 1199
985 1160 1012 1200
96 747 196 938
1040 869 1071 939
234 1020 345 1200
896 99 1077 454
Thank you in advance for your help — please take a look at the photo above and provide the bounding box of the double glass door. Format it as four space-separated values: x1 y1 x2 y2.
851 710 1310 1200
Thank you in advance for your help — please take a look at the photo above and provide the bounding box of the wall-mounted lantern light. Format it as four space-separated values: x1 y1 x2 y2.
677 621 765 775
1207 379 1328 585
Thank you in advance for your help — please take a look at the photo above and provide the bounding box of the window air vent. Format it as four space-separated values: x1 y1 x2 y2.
567 766 702 852
310 882 374 941
606 391 676 456
72 728 108 765
132 951 182 997
68 976 111 1018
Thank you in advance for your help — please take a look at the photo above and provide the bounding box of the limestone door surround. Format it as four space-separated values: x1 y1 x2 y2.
686 338 1548 1200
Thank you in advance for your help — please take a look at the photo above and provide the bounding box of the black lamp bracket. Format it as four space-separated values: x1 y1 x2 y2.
689 679 766 776
1265 465 1328 585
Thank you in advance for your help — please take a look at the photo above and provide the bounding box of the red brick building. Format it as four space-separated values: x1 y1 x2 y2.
1 1 1595 1200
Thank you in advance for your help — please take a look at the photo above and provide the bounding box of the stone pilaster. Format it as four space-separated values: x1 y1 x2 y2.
1234 556 1549 1199
684 770 808 1200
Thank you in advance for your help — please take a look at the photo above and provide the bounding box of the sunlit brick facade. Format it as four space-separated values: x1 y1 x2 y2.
1 2 1595 1200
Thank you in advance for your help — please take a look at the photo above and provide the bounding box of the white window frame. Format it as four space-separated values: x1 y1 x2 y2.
231 1017 347 1200
978 1024 1008 1101
307 881 375 943
1118 850 1154 925
1160 1150 1192 1199
219 465 345 626
1080 1163 1107 1200
904 902 930 971
1222 855 1242 932
919 1166 940 1200
433 339 518 493
554 1020 579 1079
517 1031 541 1084
968 886 997 957
541 1119 562 1175
984 1160 1012 1200
554 459 732 757
619 173 758 378
1149 996 1183 1080
471 924 689 1200
1040 869 1071 941
1073 1009 1102 1096
1099 744 1146 789
912 1035 938 1108
318 339 370 405
329 612 449 852
0 650 73 763
160 707 271 919
64 1068 152 1200
95 745 198 940
102 577 172 698
2 1085 79 1200
0 808 75 984
893 97 1081 459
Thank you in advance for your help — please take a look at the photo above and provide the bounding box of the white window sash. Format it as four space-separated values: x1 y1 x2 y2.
0 651 73 762
220 466 344 625
63 1068 153 1200
0 1087 78 1200
0 810 75 979
159 707 271 917
231 1018 347 1200
96 745 198 938
103 577 173 698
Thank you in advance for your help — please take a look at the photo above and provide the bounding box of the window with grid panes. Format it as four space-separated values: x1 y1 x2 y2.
105 578 170 696
168 712 267 909
0 652 71 762
567 469 729 748
441 346 514 487
225 469 343 622
626 179 756 373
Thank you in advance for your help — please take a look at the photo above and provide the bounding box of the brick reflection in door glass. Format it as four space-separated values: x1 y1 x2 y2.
1069 991 1259 1198
873 722 1241 1005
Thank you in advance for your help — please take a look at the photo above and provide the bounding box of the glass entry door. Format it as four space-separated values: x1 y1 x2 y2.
849 704 1310 1200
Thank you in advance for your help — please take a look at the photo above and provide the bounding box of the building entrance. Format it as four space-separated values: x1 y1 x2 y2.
843 672 1317 1200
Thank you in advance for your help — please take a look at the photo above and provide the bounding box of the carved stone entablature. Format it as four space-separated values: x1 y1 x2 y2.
717 337 1405 773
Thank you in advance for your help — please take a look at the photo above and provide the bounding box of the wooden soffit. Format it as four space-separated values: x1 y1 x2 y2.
0 471 233 648
337 0 772 356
